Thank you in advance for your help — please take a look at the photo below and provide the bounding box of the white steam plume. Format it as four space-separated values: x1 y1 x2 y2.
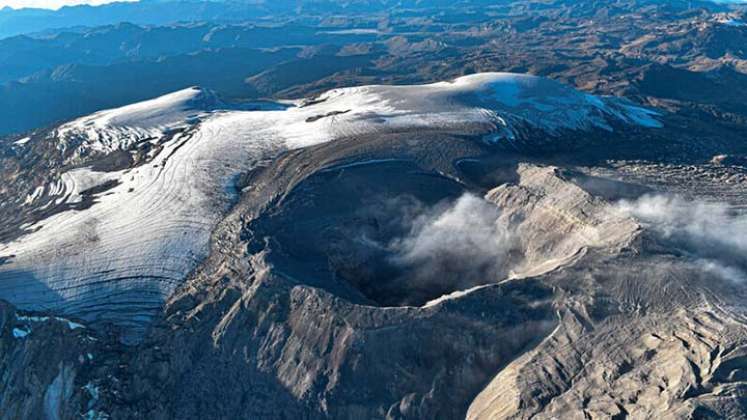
389 193 516 294
617 194 747 283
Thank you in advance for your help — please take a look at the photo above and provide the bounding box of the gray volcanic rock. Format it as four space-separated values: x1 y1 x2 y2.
487 164 641 278
0 72 658 341
0 300 97 420
467 251 747 419
2 68 747 420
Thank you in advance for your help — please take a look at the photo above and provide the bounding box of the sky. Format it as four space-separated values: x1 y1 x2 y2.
0 0 135 10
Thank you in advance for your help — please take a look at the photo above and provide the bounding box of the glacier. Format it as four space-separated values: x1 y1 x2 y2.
0 73 662 339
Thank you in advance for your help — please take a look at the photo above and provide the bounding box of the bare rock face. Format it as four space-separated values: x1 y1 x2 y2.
468 286 747 419
0 300 98 420
467 164 747 419
487 164 641 278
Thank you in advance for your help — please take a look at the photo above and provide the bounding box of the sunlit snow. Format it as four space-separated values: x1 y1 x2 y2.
0 73 661 336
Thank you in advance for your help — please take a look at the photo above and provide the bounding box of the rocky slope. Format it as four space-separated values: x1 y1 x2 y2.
1 71 747 419
0 73 658 340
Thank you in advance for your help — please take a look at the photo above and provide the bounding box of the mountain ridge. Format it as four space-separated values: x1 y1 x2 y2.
0 73 661 341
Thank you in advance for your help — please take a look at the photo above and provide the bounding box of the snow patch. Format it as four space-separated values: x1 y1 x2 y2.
13 136 30 146
714 14 747 27
424 284 493 308
83 410 110 420
24 186 44 205
317 29 381 35
12 327 30 338
44 364 75 420
84 381 100 402
17 315 85 329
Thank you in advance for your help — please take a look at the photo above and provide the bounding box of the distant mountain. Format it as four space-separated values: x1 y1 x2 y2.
0 21 380 84
0 0 474 40
1 0 737 41
0 0 268 39
0 46 304 134
0 21 385 135
0 0 745 137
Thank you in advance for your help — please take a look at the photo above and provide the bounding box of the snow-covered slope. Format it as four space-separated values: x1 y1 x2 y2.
0 73 661 338
279 72 660 148
55 86 224 161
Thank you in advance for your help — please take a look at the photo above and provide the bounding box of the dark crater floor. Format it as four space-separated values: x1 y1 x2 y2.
249 159 515 307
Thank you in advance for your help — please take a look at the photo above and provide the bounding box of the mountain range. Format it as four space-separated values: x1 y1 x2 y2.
2 0 747 419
